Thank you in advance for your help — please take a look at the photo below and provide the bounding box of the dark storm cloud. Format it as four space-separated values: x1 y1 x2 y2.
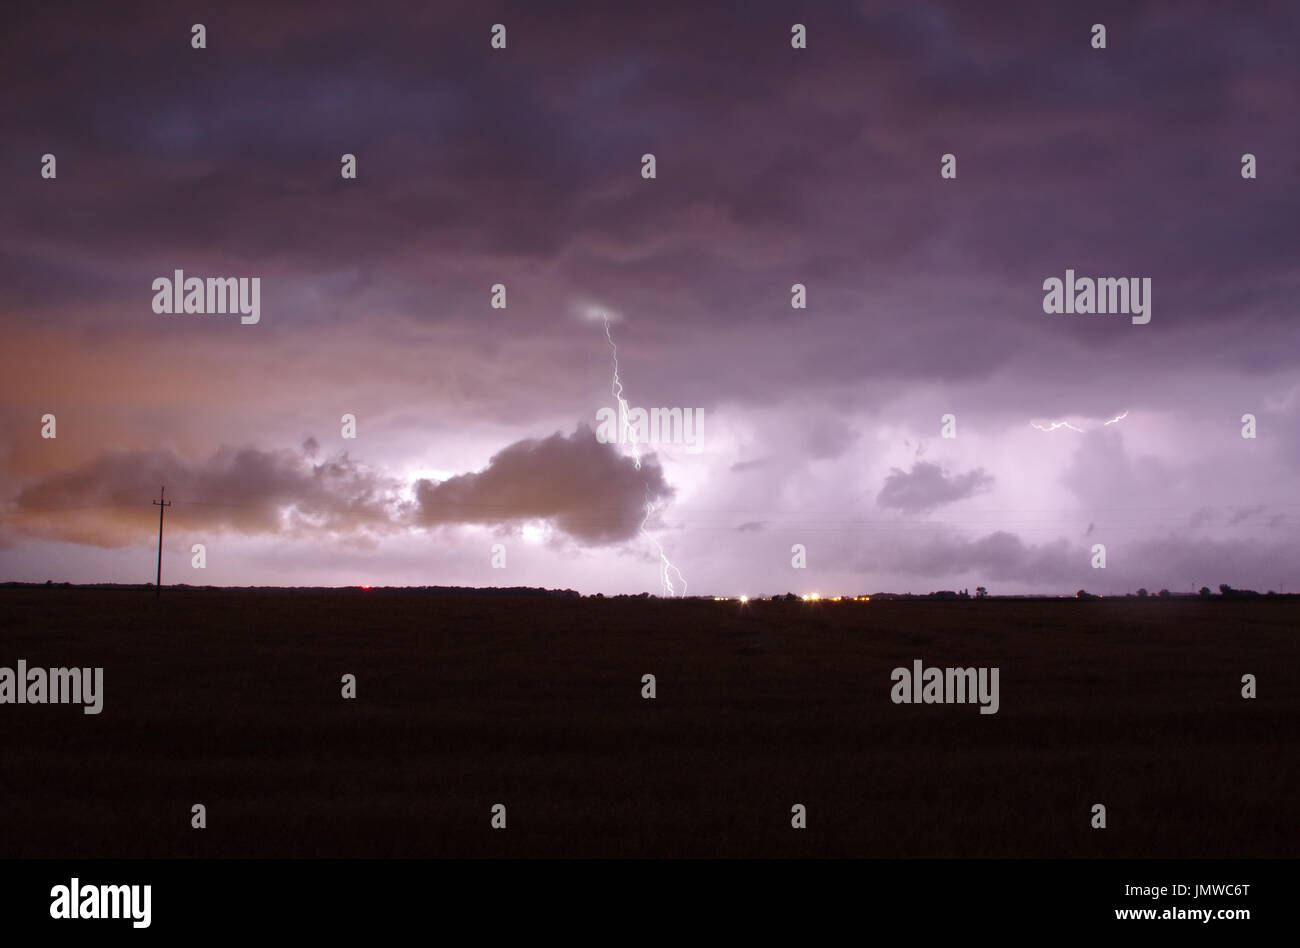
858 530 1076 584
876 461 993 512
4 0 1294 396
412 426 670 543
1119 532 1300 592
854 524 1300 591
1228 504 1266 525
6 427 668 547
9 443 400 546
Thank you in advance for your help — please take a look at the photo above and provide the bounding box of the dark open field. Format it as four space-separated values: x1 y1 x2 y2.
0 587 1295 858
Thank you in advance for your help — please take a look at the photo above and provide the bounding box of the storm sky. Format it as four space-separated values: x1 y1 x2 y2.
1 0 1297 595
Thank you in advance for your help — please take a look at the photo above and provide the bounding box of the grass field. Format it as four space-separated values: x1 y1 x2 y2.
1 587 1295 858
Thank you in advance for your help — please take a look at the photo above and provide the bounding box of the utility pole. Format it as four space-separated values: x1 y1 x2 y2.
153 485 171 599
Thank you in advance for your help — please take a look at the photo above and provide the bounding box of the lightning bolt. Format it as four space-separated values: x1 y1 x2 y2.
603 315 640 470
641 492 688 598
1031 411 1129 433
601 313 688 597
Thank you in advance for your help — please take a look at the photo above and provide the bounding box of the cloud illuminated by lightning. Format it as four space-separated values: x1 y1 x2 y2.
601 313 687 597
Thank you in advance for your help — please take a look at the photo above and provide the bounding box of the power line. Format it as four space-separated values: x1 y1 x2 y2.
152 486 170 599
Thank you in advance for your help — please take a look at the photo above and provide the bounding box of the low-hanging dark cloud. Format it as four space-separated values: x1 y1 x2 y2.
9 442 400 546
6 426 671 547
412 425 671 544
876 461 994 513
858 529 1076 584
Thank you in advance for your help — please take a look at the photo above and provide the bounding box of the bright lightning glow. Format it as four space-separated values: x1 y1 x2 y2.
1103 411 1129 426
601 313 687 598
